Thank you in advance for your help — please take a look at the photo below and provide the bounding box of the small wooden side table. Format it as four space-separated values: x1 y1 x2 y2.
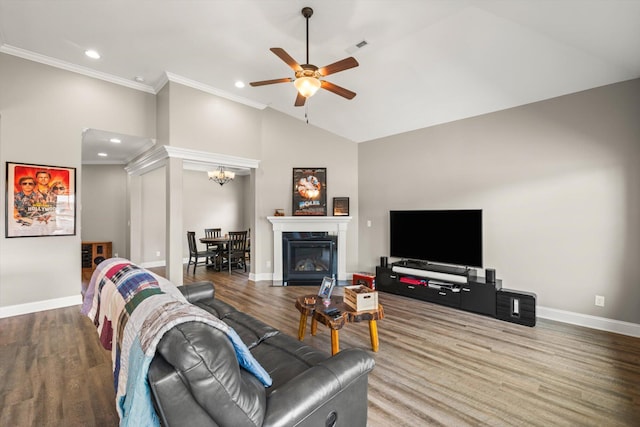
294 294 384 355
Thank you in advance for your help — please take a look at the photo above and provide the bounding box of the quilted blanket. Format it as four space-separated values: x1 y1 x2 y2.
82 258 272 426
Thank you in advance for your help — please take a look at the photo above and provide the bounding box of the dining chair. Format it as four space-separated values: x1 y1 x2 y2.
186 231 217 274
204 227 223 267
245 228 251 264
221 230 248 273
204 228 222 250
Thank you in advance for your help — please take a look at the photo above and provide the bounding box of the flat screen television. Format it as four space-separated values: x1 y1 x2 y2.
390 210 483 268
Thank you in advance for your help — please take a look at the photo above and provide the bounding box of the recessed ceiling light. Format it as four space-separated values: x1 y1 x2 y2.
109 138 122 143
134 76 145 83
98 152 108 157
85 49 101 59
235 81 245 88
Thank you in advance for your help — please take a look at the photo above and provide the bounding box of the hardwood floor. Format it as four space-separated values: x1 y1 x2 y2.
1 267 639 426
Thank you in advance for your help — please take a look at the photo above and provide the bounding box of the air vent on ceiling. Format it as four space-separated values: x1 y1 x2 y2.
346 40 369 54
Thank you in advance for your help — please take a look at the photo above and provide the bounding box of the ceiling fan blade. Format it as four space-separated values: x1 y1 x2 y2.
294 92 307 107
270 48 303 71
321 81 356 100
318 57 359 76
249 78 293 87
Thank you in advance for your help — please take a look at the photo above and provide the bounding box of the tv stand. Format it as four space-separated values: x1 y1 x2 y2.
376 261 500 316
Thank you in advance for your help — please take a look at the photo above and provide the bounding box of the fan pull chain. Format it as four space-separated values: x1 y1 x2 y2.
305 104 309 124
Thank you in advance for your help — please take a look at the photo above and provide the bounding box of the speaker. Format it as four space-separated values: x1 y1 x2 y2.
496 289 536 327
380 256 388 268
486 268 496 283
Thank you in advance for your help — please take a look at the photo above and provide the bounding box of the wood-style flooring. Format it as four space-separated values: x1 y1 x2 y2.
1 266 639 426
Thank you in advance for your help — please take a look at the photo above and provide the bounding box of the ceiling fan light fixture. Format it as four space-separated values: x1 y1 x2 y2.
294 76 321 98
250 6 358 106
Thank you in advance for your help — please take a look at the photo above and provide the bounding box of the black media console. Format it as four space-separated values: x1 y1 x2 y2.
376 260 501 317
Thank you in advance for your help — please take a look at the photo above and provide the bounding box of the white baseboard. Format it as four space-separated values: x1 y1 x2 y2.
0 295 82 318
537 306 640 338
252 272 273 282
140 260 166 268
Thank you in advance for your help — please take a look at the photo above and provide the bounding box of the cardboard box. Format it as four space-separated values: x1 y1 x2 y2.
352 272 376 289
344 285 379 311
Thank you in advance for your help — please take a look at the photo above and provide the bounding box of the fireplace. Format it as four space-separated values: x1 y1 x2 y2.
268 216 352 283
283 232 337 286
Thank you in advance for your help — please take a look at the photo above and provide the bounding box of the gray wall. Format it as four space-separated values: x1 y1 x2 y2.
140 167 165 263
166 82 262 158
254 108 359 276
358 79 640 324
81 165 128 258
0 53 155 307
181 170 250 261
137 168 251 264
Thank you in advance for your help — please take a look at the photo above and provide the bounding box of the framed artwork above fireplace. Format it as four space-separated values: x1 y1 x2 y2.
333 197 349 216
292 167 327 216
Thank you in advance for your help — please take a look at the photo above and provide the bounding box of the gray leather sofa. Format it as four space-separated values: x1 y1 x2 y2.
148 282 376 427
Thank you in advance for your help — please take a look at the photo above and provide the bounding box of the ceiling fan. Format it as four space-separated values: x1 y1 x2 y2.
250 7 359 107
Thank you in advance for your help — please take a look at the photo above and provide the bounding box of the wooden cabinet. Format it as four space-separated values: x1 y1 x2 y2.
376 264 501 318
81 241 112 281
461 278 500 316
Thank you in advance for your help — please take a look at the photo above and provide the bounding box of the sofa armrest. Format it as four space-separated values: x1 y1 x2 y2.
178 281 215 303
262 348 375 427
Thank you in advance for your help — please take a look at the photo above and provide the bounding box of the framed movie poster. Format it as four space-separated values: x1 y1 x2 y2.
333 197 350 216
292 167 327 216
5 162 76 238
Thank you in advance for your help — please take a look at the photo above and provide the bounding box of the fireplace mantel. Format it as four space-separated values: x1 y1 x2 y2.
267 216 352 282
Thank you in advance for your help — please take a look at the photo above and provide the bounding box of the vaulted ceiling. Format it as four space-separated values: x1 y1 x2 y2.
2 0 639 149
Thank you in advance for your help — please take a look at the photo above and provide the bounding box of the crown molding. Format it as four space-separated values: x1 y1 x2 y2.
165 146 260 169
124 145 171 175
125 145 260 175
154 72 170 93
1 44 269 109
164 72 267 110
0 44 156 94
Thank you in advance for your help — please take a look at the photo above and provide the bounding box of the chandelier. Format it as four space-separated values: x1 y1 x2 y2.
208 166 235 186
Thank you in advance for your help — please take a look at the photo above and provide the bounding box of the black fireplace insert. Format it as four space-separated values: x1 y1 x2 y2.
283 232 337 286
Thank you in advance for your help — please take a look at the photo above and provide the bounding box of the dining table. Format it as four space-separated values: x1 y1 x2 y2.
199 236 231 273
200 235 250 273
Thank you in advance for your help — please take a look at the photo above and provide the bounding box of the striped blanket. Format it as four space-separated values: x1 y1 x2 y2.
82 258 272 426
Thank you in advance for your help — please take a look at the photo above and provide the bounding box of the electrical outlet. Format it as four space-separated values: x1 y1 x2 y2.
367 220 372 227
156 251 161 257
595 295 605 307
266 260 271 268
114 252 118 257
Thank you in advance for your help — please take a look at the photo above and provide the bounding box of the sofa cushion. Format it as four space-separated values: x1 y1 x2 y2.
194 299 280 349
250 333 329 393
157 321 267 427
223 312 280 349
179 281 215 302
148 354 216 427
194 297 237 318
